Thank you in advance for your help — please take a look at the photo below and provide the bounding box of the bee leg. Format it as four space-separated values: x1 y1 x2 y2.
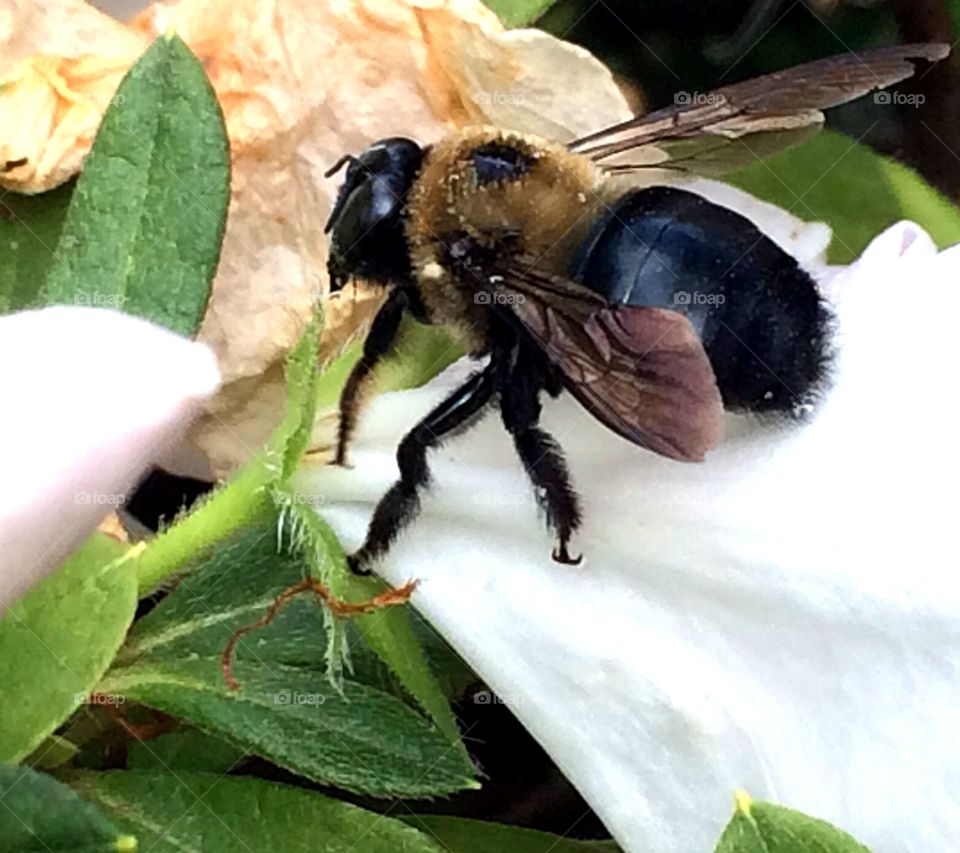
335 288 409 466
348 363 496 575
498 350 583 566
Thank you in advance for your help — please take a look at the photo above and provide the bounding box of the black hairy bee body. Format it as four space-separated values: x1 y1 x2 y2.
407 128 830 414
404 127 607 349
570 185 832 413
322 43 947 573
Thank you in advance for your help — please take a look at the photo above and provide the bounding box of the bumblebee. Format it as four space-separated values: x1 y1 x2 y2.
324 44 947 573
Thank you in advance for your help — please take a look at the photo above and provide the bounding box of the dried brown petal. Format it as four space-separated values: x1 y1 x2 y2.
0 0 633 475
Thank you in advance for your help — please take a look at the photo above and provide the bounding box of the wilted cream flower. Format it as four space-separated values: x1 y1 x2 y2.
0 0 635 477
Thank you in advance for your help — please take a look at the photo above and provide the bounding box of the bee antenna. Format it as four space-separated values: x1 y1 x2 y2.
324 154 359 179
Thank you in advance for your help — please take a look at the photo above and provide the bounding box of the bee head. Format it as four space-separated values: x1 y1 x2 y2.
324 137 424 291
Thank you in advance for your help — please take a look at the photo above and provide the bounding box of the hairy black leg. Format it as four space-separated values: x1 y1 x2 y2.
335 288 408 466
498 344 583 565
349 364 497 574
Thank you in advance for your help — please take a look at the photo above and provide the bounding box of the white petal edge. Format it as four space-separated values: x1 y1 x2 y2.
300 221 960 851
0 307 221 614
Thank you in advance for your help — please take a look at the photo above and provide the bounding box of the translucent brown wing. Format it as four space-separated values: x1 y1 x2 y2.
493 267 723 462
569 43 948 170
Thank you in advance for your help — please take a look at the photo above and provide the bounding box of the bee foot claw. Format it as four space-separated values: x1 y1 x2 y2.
347 554 373 576
551 545 582 566
332 449 354 469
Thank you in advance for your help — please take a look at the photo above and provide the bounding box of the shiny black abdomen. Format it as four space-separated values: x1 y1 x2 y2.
570 185 830 413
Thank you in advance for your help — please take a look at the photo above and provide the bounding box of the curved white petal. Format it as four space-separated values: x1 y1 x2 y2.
300 221 960 851
0 307 220 612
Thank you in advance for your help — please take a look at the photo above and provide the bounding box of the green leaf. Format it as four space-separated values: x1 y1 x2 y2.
714 792 873 853
126 728 245 774
133 313 323 596
0 534 136 763
279 492 466 751
69 770 442 852
111 528 477 797
271 310 323 480
729 129 960 263
99 659 477 798
404 815 621 852
377 318 465 394
407 610 478 702
947 0 960 37
0 184 73 313
314 319 464 419
43 34 229 336
0 765 134 852
482 0 560 27
340 572 466 749
119 528 390 681
25 734 80 770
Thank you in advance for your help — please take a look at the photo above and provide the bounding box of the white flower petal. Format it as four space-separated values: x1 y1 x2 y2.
0 307 220 612
301 221 960 851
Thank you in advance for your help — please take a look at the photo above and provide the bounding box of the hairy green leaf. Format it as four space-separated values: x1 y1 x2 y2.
405 815 621 852
714 793 873 853
0 184 73 313
43 34 229 335
0 765 134 852
99 659 477 798
69 770 441 852
281 493 466 750
112 528 476 797
272 310 323 480
126 728 246 774
119 527 380 678
0 534 135 763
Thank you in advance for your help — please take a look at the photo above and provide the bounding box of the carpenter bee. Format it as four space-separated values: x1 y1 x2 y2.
324 43 947 574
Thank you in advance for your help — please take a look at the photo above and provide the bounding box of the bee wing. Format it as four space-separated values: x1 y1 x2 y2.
494 269 723 461
569 43 948 172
